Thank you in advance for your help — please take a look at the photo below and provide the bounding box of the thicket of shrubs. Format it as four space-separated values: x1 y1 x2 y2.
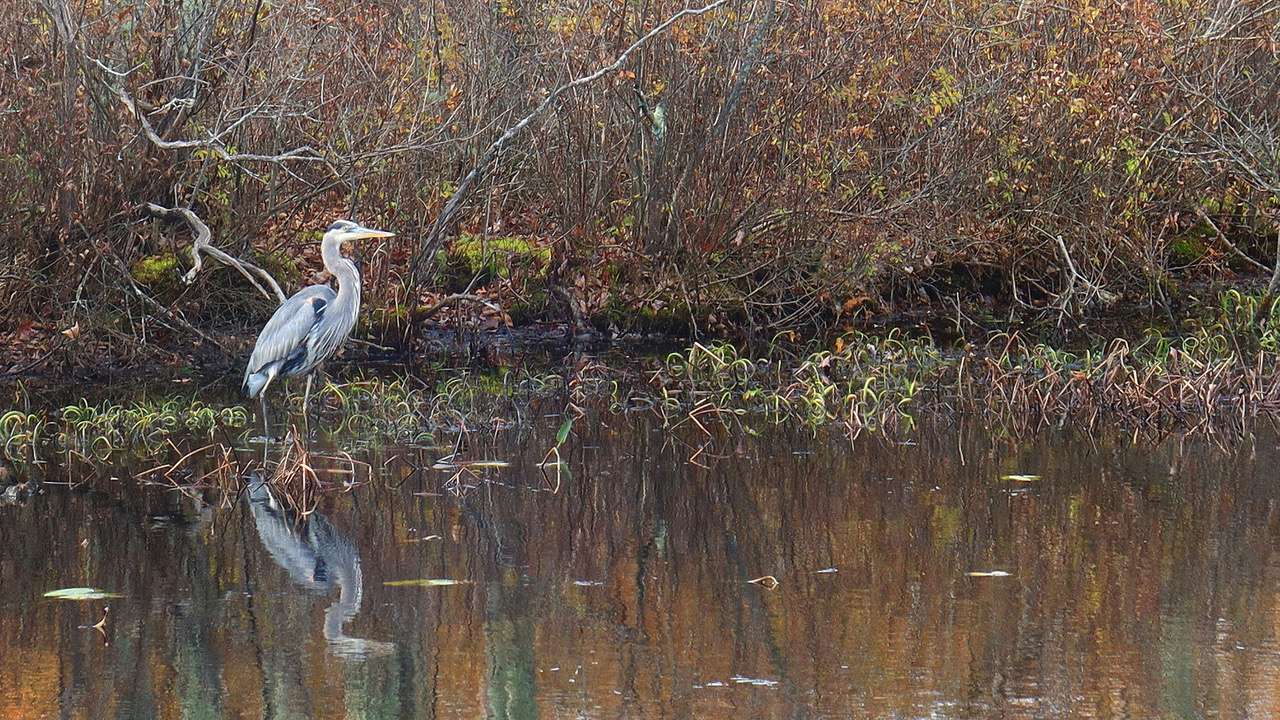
2 0 1278 348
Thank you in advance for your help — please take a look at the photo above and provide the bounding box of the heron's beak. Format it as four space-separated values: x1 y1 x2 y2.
350 226 395 240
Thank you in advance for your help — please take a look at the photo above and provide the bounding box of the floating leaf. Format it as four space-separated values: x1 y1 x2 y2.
432 460 510 471
966 570 1012 578
44 587 122 600
399 535 442 544
1001 474 1040 482
383 578 469 587
731 675 779 687
747 575 779 590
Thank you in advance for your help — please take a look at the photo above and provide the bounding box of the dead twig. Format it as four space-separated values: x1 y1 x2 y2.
85 55 333 172
1192 207 1269 273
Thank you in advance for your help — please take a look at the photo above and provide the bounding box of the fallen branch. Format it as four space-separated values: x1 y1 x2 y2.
411 293 503 321
144 203 286 304
406 0 730 294
1033 225 1117 321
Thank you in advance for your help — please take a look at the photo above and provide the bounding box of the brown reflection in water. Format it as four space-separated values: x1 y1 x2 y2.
1 417 1279 718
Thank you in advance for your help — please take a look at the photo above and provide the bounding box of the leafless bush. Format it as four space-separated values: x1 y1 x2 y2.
2 0 1278 354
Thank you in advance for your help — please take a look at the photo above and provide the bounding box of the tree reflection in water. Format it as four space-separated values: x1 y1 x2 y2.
5 417 1280 718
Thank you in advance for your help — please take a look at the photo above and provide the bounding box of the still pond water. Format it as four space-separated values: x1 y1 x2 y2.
2 411 1280 719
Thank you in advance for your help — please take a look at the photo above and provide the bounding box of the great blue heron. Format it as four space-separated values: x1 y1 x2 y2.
243 219 394 435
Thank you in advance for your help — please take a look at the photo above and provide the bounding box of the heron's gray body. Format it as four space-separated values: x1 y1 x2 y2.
242 284 353 397
242 223 365 399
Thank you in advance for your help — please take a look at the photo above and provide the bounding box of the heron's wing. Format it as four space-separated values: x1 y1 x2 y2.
244 285 337 383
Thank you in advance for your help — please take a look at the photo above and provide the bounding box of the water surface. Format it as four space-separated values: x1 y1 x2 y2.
2 415 1279 718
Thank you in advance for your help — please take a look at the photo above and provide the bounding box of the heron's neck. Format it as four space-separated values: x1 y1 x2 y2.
321 236 361 310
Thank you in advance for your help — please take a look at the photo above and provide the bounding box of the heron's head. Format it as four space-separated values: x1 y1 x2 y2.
323 219 395 246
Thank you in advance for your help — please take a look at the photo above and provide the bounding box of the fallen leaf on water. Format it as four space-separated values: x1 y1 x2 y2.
966 570 1012 578
399 535 443 544
91 607 109 632
432 460 511 470
731 675 780 687
44 587 123 600
383 578 469 587
1001 474 1040 482
747 575 779 590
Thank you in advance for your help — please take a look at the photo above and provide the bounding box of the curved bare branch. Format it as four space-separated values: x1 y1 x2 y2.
144 203 287 304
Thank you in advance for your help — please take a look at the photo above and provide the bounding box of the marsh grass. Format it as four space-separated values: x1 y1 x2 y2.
0 369 572 465
315 376 432 440
637 291 1280 438
1 398 250 463
968 292 1280 434
648 332 946 437
0 410 48 463
310 367 569 439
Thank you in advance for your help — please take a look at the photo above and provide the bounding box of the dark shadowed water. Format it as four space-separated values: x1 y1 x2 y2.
3 413 1280 719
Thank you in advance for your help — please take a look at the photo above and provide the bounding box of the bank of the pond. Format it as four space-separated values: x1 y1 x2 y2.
6 290 1280 476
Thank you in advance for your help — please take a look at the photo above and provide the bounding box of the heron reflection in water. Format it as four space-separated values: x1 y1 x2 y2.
247 474 393 659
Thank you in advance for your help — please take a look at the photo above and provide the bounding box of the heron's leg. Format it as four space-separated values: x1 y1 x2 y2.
260 392 270 443
302 374 314 434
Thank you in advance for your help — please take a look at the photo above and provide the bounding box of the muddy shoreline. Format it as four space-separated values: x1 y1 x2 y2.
0 288 1205 387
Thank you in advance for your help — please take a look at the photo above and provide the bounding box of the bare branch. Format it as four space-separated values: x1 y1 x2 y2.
84 55 333 171
666 0 777 247
144 203 287 304
1194 207 1269 273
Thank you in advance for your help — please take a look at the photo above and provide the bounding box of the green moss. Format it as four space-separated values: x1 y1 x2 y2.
131 253 179 287
1168 231 1208 266
258 250 301 287
633 306 691 336
589 296 691 336
439 234 551 291
358 305 410 339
